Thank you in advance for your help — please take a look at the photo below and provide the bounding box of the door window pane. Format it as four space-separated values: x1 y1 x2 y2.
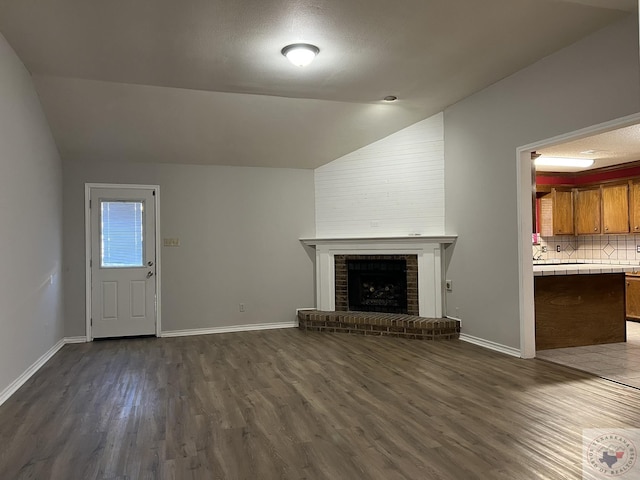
101 201 144 267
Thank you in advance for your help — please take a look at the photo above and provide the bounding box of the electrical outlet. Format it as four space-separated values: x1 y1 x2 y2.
556 245 561 253
541 246 547 253
636 245 640 254
445 280 453 292
239 303 245 312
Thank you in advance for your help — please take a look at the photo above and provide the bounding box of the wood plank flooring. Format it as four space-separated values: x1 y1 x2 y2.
1 329 639 479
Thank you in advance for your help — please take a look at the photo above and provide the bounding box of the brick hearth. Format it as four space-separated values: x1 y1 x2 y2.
297 310 460 340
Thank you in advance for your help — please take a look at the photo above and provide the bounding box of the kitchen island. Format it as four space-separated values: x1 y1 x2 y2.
534 263 635 350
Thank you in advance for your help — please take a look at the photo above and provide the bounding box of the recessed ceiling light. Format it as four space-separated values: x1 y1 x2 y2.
535 156 595 168
383 95 398 102
579 150 600 155
281 43 319 67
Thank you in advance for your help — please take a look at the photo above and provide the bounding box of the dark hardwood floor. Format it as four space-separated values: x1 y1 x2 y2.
1 329 639 479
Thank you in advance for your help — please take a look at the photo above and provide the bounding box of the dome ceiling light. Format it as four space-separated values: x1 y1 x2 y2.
281 43 320 67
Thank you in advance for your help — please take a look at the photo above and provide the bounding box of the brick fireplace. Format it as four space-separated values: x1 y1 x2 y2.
335 255 419 315
300 236 456 318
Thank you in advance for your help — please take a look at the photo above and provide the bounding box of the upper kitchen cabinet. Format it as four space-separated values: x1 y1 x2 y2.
551 188 574 235
601 183 629 234
575 187 601 235
630 181 640 234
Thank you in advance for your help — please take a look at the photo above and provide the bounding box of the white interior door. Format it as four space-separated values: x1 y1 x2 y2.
90 187 157 338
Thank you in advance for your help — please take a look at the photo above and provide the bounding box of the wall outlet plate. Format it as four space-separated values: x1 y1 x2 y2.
637 245 640 254
541 246 547 253
556 245 561 253
445 280 453 292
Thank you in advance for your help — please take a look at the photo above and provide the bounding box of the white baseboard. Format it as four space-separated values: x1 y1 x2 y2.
0 338 65 407
160 321 298 338
64 336 87 344
459 333 521 358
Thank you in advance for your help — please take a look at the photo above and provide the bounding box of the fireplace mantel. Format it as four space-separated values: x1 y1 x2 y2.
300 235 457 247
300 235 457 318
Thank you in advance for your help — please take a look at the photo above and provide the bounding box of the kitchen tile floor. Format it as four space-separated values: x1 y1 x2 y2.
536 321 640 389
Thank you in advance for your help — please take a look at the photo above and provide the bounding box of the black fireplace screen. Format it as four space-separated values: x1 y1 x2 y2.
347 259 408 314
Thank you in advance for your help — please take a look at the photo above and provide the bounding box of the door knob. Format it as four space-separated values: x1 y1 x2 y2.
146 271 154 278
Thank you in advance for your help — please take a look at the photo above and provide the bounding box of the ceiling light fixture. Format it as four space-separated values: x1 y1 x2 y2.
383 95 398 102
281 43 319 67
535 156 595 168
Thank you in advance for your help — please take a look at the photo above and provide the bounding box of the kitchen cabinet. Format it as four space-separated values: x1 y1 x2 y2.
630 181 640 234
601 183 629 234
574 187 601 235
536 272 625 349
551 188 574 235
626 273 640 321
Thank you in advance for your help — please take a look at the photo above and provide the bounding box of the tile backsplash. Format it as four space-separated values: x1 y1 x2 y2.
533 235 640 264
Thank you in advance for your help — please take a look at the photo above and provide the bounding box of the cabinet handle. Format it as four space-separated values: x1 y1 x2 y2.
635 226 639 230
594 227 598 231
605 227 609 231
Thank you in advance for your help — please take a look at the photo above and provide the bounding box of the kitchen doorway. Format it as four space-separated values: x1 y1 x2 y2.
516 112 640 362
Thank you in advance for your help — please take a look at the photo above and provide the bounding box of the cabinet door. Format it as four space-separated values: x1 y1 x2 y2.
552 189 574 235
601 184 629 234
575 188 601 235
626 275 640 320
630 182 640 234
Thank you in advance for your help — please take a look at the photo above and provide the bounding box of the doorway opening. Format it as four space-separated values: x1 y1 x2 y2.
517 112 640 364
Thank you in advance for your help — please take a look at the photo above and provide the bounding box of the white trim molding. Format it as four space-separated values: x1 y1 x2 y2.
0 339 65 407
459 334 521 358
64 336 88 344
160 321 298 338
300 236 456 318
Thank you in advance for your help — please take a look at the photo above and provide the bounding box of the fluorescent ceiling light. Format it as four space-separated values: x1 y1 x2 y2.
534 156 594 168
281 43 319 67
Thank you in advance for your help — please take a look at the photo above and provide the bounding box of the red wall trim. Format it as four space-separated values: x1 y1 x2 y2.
537 165 640 186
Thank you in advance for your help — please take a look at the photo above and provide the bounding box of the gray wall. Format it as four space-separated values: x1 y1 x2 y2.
0 34 64 395
444 15 640 348
63 161 315 336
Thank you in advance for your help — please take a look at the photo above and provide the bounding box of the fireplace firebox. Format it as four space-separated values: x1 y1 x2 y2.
346 259 408 314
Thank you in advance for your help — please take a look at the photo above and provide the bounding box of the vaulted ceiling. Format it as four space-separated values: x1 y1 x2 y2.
0 0 636 168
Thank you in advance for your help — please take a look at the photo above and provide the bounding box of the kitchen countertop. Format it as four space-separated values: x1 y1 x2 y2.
533 261 640 277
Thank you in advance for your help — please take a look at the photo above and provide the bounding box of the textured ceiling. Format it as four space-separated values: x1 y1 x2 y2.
537 123 640 172
0 0 635 168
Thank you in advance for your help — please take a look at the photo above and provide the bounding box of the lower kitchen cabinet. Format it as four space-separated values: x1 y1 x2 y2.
535 273 625 350
626 273 640 321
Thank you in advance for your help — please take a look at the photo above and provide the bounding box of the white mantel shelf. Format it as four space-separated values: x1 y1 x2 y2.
300 235 457 246
301 235 456 318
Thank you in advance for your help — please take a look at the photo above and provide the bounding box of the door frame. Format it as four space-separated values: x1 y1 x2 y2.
516 112 640 358
84 183 162 341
